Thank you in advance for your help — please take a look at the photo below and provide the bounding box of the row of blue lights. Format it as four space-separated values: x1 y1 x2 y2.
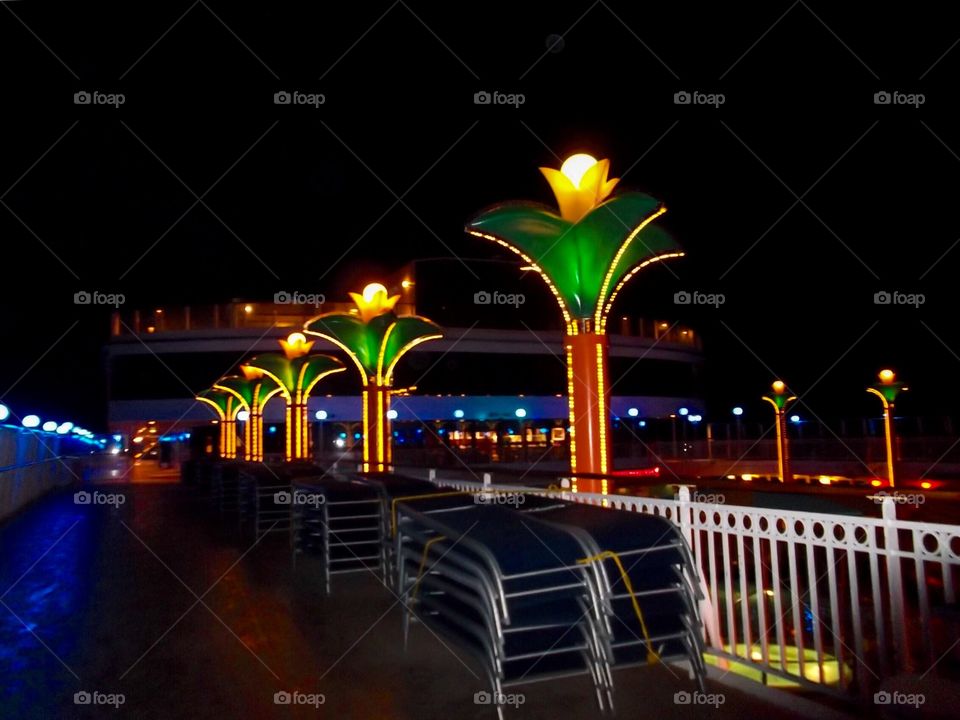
291 404 802 426
314 408 529 421
0 402 104 442
624 405 801 425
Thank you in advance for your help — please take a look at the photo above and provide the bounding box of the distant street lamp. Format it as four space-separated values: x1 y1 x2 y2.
304 283 442 473
197 388 241 458
761 380 796 482
242 334 345 462
867 368 907 487
731 407 743 457
212 374 283 461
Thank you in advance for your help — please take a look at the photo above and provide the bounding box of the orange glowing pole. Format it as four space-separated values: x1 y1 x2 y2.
867 369 907 488
565 330 612 492
761 380 796 483
363 385 392 473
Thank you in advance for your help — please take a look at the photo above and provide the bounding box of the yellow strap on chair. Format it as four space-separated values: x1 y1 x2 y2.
410 535 447 601
578 550 660 664
390 491 472 537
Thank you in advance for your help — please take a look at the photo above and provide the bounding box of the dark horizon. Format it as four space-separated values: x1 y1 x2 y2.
2 2 959 430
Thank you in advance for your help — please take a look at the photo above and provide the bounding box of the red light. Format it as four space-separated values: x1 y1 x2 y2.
611 466 661 478
921 481 932 490
870 479 883 487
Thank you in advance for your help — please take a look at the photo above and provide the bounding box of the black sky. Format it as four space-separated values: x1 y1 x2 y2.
1 1 959 429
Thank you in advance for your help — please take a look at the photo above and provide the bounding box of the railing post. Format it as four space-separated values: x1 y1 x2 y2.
428 468 436 482
677 485 693 545
882 496 908 671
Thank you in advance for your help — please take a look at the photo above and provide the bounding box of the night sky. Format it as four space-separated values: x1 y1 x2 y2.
1 2 958 430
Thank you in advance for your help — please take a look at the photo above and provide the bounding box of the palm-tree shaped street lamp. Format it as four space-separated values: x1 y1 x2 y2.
242 334 345 461
466 154 683 479
304 283 442 473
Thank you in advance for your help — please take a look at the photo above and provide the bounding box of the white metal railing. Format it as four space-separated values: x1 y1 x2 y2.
429 473 960 701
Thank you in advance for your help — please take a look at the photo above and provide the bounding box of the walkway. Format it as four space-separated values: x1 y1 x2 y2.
1 478 831 719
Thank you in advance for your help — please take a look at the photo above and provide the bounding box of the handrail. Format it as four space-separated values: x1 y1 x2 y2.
429 473 960 703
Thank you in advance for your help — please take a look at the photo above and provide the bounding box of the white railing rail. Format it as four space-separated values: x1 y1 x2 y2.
429 474 960 700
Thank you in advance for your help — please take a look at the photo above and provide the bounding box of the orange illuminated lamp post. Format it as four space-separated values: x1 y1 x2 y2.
466 154 683 488
214 373 283 461
304 284 442 473
761 380 797 483
196 388 242 458
867 369 907 488
241 334 345 462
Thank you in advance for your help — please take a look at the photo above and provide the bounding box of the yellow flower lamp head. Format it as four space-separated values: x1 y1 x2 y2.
240 365 264 380
466 152 682 333
539 154 620 222
279 332 314 359
348 283 401 322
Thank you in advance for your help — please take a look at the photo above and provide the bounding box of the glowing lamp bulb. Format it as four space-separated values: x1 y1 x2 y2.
560 153 598 188
453 409 464 419
362 283 388 303
286 332 307 347
315 410 328 420
0 404 9 421
627 407 639 417
772 380 786 393
42 421 58 432
515 408 527 418
879 369 895 384
732 407 744 416
23 415 41 428
236 411 250 422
